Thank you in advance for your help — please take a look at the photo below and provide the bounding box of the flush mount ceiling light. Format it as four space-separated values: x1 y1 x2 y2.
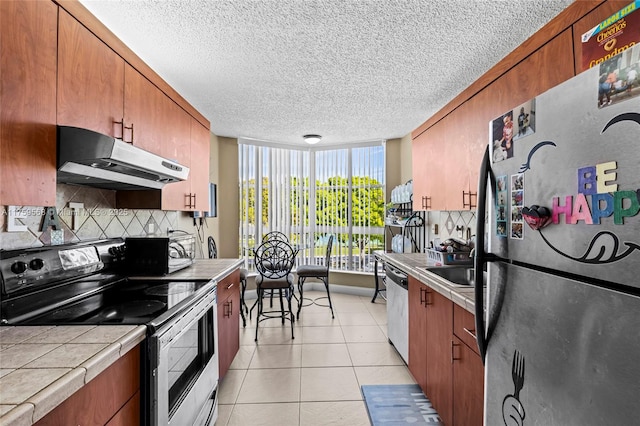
303 134 322 145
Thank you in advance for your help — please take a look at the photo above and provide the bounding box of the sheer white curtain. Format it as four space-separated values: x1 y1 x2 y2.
239 139 385 273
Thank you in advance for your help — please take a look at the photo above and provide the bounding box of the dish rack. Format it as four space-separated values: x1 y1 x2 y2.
426 249 473 265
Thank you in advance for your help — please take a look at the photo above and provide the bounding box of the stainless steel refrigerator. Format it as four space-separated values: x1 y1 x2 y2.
474 43 640 425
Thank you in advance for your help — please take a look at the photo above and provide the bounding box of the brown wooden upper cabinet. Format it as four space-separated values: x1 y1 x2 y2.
412 20 576 212
57 9 210 212
160 118 210 212
117 116 210 212
58 11 190 157
1 0 58 207
189 120 212 212
57 9 125 139
123 64 192 157
412 124 473 211
122 62 208 212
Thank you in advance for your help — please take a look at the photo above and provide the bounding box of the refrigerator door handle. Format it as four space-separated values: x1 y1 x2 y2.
475 146 493 365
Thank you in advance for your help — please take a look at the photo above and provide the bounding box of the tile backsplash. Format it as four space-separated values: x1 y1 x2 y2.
0 184 178 250
426 210 477 247
388 210 477 254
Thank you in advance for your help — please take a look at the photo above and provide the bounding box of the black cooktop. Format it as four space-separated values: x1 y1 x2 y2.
0 238 215 330
7 279 212 326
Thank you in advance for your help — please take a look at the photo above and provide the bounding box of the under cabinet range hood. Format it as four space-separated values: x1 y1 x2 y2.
57 126 189 190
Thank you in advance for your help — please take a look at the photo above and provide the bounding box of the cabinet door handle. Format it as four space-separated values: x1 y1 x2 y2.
451 340 461 363
185 193 195 208
463 327 477 339
421 196 431 210
424 288 433 307
226 282 234 290
124 122 134 144
229 300 233 316
419 287 426 306
184 193 196 209
463 190 477 210
114 119 125 140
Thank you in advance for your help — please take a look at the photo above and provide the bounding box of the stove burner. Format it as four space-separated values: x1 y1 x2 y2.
48 304 99 321
116 300 167 317
91 300 167 323
120 282 152 292
144 282 196 296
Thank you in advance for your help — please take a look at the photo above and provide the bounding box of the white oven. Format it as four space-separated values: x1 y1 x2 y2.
149 283 219 426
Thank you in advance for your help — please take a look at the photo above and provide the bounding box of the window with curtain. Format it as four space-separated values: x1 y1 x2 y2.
239 140 385 273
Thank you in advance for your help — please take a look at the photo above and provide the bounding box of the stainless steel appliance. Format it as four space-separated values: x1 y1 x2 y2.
149 284 218 426
126 233 196 275
57 126 189 190
0 239 218 426
475 44 640 425
385 263 408 363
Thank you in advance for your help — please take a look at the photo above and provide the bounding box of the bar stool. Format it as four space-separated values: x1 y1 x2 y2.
253 239 297 341
296 235 334 319
249 231 291 318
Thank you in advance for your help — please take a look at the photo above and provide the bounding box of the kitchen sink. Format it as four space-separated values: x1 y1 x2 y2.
425 266 486 287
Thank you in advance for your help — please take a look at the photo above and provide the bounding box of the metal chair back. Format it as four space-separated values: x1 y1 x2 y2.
254 239 296 280
262 231 289 243
324 235 334 270
208 236 217 259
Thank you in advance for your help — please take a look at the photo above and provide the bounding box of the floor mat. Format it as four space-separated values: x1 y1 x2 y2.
361 384 443 425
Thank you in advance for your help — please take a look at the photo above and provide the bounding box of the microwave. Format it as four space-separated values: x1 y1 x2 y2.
125 234 196 275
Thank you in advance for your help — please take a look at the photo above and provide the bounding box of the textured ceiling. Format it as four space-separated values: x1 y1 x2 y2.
79 0 574 146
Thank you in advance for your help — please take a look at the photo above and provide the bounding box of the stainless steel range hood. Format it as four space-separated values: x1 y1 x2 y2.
57 126 189 190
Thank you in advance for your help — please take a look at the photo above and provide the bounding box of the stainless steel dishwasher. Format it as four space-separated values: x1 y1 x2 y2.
385 263 408 364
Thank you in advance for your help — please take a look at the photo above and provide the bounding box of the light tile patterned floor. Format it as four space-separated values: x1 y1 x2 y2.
215 290 416 426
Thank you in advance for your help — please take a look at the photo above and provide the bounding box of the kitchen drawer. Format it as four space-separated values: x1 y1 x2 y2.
453 303 479 356
217 269 240 304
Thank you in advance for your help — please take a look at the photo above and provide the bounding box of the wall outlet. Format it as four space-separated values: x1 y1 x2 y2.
147 223 155 234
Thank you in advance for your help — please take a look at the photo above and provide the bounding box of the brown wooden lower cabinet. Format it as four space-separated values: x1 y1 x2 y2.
452 336 484 426
105 390 140 426
35 345 140 426
452 300 484 425
424 287 453 425
217 269 241 378
408 275 484 425
408 276 427 391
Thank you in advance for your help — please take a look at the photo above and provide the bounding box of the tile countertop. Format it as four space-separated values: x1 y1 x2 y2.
129 258 244 281
374 251 483 314
0 325 146 426
0 258 244 426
